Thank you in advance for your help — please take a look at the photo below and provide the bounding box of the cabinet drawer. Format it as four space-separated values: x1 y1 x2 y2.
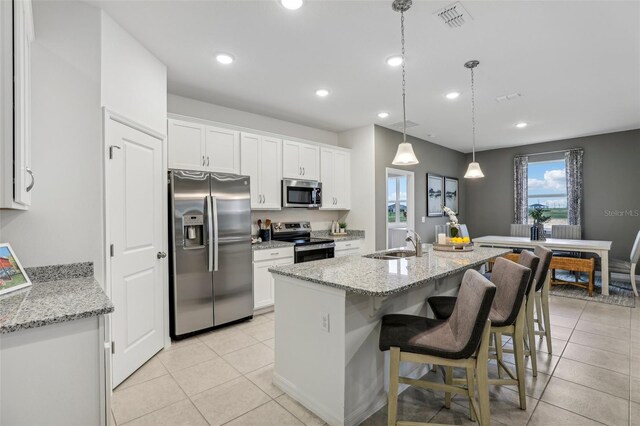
335 240 361 251
253 247 294 262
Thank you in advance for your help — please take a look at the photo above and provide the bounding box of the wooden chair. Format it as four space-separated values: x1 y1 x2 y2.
550 256 596 296
380 270 496 426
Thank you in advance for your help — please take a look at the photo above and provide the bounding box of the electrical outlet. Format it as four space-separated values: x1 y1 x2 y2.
422 216 426 223
321 312 330 333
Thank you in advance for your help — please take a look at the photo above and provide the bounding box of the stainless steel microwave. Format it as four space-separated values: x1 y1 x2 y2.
282 179 322 208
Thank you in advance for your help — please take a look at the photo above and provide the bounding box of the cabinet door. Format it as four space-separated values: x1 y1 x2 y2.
299 144 320 180
240 132 261 208
333 150 350 209
259 137 282 209
320 148 334 209
168 119 205 170
282 140 301 179
253 261 274 310
205 126 240 174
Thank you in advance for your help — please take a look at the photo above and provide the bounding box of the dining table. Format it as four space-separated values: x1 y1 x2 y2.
473 236 614 295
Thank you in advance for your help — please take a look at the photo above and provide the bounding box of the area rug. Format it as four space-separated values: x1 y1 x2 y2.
549 272 636 307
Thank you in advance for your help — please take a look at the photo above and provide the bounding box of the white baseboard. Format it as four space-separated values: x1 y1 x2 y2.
253 305 274 316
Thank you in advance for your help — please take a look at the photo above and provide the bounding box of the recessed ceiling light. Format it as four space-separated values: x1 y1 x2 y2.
386 55 403 67
281 0 303 10
315 88 330 97
215 53 234 65
515 122 528 128
445 91 461 100
378 112 389 119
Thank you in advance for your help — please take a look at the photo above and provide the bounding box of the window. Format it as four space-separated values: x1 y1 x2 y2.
527 159 568 227
387 175 408 224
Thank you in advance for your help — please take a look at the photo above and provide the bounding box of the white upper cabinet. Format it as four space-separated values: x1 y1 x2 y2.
1 0 34 209
282 140 320 181
241 132 282 210
168 119 240 173
320 147 351 210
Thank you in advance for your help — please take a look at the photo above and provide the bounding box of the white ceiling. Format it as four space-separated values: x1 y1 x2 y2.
90 0 640 152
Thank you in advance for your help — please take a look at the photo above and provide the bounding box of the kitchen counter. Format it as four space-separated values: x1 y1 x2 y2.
252 240 295 251
0 262 114 334
269 246 509 296
311 230 365 242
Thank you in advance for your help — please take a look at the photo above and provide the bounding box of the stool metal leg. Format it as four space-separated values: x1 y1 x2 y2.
494 332 503 379
445 366 453 409
466 366 476 422
388 347 400 426
542 275 553 354
477 320 492 426
526 282 538 376
513 308 527 410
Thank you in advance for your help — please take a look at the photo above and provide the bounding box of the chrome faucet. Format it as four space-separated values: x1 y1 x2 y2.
405 229 423 257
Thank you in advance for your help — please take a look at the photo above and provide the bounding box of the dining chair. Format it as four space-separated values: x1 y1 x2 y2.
550 224 582 281
380 269 496 426
510 224 531 238
607 230 640 296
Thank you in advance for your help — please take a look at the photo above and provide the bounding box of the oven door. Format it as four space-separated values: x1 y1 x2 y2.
282 179 322 208
294 244 335 263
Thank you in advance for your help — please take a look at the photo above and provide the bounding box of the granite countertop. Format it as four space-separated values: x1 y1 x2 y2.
252 240 295 251
0 262 114 334
311 230 365 242
269 246 510 296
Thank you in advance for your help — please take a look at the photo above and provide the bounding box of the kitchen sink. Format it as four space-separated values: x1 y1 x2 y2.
364 249 416 260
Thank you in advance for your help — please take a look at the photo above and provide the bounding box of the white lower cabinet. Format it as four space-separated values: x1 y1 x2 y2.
335 239 362 257
253 247 294 310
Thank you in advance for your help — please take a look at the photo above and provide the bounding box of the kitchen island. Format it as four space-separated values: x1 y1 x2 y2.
269 246 509 426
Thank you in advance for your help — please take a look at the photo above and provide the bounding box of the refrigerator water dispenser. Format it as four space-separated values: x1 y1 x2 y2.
182 214 204 248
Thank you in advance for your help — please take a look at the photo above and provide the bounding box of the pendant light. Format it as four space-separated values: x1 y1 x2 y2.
391 0 419 166
463 60 484 178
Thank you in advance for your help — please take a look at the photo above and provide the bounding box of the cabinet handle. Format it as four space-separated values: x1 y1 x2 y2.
270 252 279 256
207 156 210 166
302 167 305 175
345 244 352 247
26 167 35 192
202 155 206 166
259 194 262 203
299 167 302 175
262 194 266 203
260 194 264 203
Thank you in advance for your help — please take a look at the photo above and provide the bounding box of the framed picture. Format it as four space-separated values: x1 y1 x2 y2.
426 173 444 217
0 243 32 296
444 177 459 215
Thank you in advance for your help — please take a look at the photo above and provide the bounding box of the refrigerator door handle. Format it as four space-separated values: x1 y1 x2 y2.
211 196 219 272
207 195 214 272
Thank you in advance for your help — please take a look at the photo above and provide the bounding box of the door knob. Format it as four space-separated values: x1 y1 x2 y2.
157 252 167 259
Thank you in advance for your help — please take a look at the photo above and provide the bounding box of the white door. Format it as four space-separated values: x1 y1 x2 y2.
240 132 261 208
205 126 240 173
167 119 205 171
282 140 302 179
259 136 282 209
107 118 165 388
299 144 320 180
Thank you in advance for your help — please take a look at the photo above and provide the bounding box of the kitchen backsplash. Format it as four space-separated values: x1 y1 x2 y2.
251 209 348 235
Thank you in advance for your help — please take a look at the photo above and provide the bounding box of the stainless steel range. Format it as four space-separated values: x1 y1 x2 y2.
271 221 335 263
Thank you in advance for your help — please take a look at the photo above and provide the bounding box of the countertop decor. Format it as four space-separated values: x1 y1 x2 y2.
0 262 114 334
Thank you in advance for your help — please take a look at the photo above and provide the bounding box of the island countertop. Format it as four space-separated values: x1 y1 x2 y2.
269 246 510 296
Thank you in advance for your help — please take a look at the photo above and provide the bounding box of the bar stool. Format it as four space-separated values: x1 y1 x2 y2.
428 258 532 410
532 246 553 354
379 269 496 426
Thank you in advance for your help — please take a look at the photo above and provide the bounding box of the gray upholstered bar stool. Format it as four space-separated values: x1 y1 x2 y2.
379 270 496 426
427 258 533 410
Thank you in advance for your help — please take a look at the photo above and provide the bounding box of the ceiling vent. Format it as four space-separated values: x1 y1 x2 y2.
389 120 419 130
434 2 473 28
496 92 523 102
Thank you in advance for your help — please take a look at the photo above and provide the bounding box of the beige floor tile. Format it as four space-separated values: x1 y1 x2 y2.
121 399 207 426
245 363 284 398
428 404 510 426
242 321 275 342
502 349 560 376
223 342 274 374
110 410 116 426
550 315 578 329
276 394 325 426
116 357 168 391
583 301 631 318
631 377 640 403
225 400 303 425
580 311 630 329
548 303 584 319
199 328 259 356
191 377 271 425
562 342 630 375
575 318 631 340
453 384 537 425
569 329 631 355
631 401 640 425
531 337 567 355
549 295 587 310
364 387 445 426
263 338 275 349
553 357 630 399
157 341 218 373
112 375 187 425
541 377 629 426
527 401 602 426
171 357 241 396
250 313 273 324
262 311 275 321
550 325 574 341
162 335 201 352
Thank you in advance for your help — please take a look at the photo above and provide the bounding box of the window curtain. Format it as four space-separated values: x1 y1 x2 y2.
514 155 529 224
565 148 584 226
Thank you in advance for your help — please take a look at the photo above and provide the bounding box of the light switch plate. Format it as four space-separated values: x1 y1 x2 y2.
321 312 330 333
422 216 426 223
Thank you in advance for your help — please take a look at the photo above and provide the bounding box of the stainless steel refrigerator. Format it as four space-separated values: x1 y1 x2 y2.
169 170 253 339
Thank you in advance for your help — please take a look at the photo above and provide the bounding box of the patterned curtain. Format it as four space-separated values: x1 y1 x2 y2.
565 148 584 226
514 155 529 224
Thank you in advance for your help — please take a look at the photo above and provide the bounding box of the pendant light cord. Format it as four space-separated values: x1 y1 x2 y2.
401 10 407 143
470 66 476 162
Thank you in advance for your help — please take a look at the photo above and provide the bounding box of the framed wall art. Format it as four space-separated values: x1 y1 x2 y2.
426 173 444 217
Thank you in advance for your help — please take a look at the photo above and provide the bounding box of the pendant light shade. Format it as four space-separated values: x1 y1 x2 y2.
390 0 419 166
464 59 484 179
392 142 419 165
464 161 484 178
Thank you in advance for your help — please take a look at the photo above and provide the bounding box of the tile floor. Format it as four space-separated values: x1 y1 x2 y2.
112 296 640 425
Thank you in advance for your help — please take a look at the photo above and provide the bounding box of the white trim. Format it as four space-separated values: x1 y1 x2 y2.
385 167 415 250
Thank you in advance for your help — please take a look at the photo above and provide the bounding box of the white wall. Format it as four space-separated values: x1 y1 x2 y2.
101 12 167 135
168 94 338 146
338 125 376 254
0 1 104 280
